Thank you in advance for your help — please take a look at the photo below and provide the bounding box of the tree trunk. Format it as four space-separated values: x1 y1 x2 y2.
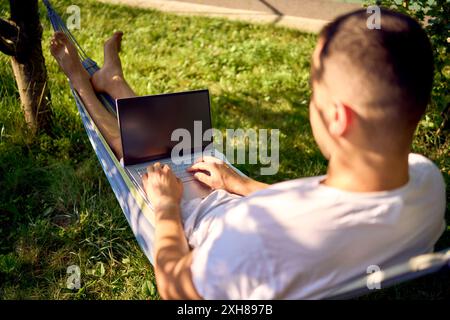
1 0 52 134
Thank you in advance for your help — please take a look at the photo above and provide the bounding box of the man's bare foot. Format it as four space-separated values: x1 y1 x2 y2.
50 31 89 87
91 31 125 93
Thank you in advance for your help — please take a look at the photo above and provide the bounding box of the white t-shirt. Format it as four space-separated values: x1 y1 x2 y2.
181 154 446 299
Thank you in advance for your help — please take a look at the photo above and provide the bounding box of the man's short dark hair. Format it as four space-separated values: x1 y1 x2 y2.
313 8 434 129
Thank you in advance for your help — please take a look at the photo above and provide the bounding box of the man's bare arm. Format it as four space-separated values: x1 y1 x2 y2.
142 163 202 300
153 203 201 299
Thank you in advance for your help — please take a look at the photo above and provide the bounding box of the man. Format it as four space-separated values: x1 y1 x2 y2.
51 8 446 299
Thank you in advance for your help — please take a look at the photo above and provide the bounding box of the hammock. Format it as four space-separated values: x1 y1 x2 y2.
42 0 449 299
43 0 156 263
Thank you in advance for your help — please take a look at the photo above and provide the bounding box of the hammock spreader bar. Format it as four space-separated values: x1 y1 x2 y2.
42 0 449 299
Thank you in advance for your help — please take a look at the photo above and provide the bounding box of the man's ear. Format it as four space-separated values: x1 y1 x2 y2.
328 102 352 137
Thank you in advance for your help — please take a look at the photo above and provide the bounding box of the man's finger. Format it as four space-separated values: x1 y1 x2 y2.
142 176 149 194
202 155 224 164
188 161 211 172
153 162 161 170
162 164 171 172
147 165 154 173
194 172 212 186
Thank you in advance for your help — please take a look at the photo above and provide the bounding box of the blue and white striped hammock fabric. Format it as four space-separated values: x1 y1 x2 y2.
42 0 449 299
43 0 155 263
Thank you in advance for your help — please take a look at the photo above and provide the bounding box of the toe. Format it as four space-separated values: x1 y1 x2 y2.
115 32 123 50
54 31 69 44
105 32 123 52
50 39 62 56
54 31 65 39
111 31 123 44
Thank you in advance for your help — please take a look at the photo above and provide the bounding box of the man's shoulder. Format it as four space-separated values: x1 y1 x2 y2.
408 153 442 170
223 153 445 221
408 153 445 187
408 153 439 168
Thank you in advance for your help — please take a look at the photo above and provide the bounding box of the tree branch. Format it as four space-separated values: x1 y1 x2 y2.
0 18 19 56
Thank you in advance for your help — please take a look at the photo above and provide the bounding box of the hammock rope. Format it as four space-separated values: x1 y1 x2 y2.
42 0 449 299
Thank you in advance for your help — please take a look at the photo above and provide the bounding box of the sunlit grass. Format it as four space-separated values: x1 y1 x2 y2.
0 0 448 299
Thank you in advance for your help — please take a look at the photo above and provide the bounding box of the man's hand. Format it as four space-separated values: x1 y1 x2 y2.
142 162 183 211
188 156 269 196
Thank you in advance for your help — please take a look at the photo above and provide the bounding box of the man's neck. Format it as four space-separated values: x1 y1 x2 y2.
323 151 410 192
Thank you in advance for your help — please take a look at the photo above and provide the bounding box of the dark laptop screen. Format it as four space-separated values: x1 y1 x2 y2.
117 89 212 166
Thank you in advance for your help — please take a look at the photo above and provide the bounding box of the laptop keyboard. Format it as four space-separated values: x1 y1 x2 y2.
136 158 196 182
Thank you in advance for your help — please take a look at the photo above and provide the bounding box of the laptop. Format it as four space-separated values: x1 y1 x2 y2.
116 89 236 204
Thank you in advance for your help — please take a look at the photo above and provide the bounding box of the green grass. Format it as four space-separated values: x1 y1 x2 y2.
0 0 448 299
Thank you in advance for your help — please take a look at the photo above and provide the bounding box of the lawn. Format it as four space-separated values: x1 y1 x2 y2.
0 0 448 299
